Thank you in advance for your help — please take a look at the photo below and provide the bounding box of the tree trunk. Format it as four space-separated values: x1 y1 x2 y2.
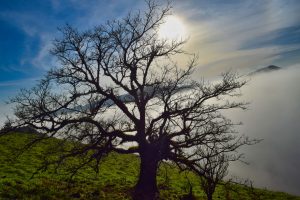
134 147 159 200
205 188 214 200
207 193 213 200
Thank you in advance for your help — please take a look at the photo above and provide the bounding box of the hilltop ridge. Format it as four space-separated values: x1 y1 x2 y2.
249 65 281 75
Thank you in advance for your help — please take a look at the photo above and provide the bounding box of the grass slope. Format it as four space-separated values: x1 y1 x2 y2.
0 132 299 200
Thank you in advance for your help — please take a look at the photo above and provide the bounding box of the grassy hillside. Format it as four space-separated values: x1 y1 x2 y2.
0 133 299 200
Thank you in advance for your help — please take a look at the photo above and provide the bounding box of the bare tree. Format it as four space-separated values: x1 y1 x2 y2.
195 146 261 200
0 120 12 134
197 148 230 200
7 1 257 199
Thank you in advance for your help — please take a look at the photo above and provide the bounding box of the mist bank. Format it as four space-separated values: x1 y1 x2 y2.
227 64 300 195
1 64 300 196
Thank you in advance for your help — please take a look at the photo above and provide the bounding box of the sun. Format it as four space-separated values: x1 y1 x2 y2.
158 16 187 40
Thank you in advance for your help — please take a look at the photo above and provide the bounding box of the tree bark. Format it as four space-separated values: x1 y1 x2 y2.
205 188 214 200
207 193 213 200
134 146 159 200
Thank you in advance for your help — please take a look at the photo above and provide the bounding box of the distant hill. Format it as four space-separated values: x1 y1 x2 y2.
249 65 281 75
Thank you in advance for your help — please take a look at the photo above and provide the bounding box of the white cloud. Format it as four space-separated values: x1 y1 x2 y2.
193 44 300 77
173 1 300 76
31 35 57 70
0 10 58 71
1 2 300 195
0 103 14 126
0 78 38 88
227 65 300 195
2 1 298 76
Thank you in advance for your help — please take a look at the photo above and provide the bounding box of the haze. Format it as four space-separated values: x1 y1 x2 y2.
0 0 299 195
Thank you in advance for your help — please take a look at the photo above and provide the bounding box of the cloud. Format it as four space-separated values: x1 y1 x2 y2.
227 65 300 195
193 44 300 77
0 103 13 126
173 0 300 76
1 0 299 76
0 10 58 71
0 0 145 72
30 35 57 70
0 78 37 87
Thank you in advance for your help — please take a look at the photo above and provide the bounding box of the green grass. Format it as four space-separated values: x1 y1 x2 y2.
0 132 299 200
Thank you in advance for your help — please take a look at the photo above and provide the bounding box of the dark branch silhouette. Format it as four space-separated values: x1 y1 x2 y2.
197 149 230 200
4 1 258 199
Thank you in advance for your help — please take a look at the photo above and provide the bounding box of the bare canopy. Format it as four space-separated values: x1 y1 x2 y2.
8 1 256 199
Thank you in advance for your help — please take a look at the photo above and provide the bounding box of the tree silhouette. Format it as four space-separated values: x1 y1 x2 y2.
197 148 230 200
8 1 257 199
0 120 12 133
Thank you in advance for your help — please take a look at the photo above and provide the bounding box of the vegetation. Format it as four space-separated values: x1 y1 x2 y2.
0 132 299 200
8 1 258 198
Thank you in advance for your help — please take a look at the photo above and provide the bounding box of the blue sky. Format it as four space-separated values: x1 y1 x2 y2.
1 0 300 195
0 0 143 98
0 0 300 100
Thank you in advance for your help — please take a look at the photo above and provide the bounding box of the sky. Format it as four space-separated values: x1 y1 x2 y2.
0 0 300 195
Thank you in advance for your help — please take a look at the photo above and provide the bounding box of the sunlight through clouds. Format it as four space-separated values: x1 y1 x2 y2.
158 15 187 40
0 0 300 195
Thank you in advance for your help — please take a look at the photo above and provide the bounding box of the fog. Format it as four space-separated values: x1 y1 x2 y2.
1 64 300 195
227 65 300 195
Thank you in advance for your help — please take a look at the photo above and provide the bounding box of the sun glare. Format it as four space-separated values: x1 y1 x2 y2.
158 16 187 40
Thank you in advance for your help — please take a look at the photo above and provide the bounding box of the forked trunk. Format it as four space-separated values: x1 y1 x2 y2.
133 147 160 200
